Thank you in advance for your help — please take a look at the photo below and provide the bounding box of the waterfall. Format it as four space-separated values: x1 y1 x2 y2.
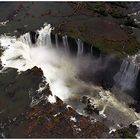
114 55 140 90
55 34 59 49
36 24 52 47
19 24 52 48
0 23 77 100
77 39 84 56
20 33 32 47
62 35 70 53
1 23 140 129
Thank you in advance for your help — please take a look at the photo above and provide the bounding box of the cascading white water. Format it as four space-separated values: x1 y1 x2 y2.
1 23 140 132
55 34 59 49
62 35 70 53
0 24 78 100
77 39 84 56
36 23 52 47
114 55 140 90
20 33 32 47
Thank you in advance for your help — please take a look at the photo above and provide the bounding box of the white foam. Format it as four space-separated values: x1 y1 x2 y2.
70 116 77 122
0 20 9 26
48 95 56 103
133 120 140 138
0 24 78 100
109 128 116 134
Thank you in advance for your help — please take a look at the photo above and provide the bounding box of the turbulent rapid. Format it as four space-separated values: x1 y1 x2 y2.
0 23 140 135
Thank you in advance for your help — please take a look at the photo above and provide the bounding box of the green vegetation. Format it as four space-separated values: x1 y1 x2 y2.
92 37 140 58
53 116 60 123
121 129 137 138
37 116 45 125
110 10 126 18
86 2 128 18
86 3 108 16
109 2 128 8
94 7 108 16
57 24 140 58
124 17 138 28
54 2 140 58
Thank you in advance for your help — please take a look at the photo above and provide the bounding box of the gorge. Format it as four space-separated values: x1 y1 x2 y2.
0 23 140 138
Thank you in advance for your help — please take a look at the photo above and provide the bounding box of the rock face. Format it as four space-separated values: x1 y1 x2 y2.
23 99 110 138
112 124 138 138
0 64 138 138
0 66 43 119
29 31 39 44
0 66 110 138
129 101 140 113
82 96 100 115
